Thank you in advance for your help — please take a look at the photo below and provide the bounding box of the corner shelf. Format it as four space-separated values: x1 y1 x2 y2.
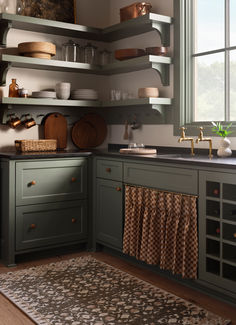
0 97 101 107
102 13 172 45
0 13 172 47
0 54 172 86
0 97 172 125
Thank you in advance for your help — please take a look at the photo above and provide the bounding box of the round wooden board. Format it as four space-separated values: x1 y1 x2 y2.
72 120 97 149
72 114 107 149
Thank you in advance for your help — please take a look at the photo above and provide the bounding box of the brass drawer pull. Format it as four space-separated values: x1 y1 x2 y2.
30 180 36 186
72 218 77 223
116 187 122 192
30 224 36 229
233 233 236 239
71 177 77 182
106 168 111 173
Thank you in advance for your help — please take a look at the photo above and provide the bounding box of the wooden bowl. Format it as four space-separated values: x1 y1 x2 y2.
115 48 146 61
145 47 168 56
18 42 56 59
138 87 159 98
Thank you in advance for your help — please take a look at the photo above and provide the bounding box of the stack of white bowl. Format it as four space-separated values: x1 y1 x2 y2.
71 89 98 100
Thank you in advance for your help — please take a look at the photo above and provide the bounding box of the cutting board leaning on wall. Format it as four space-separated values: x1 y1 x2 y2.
44 113 67 149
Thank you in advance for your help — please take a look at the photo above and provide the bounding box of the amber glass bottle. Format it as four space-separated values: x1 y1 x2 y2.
9 79 19 97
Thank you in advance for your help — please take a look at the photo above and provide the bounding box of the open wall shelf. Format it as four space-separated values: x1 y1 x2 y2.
0 12 172 46
0 12 173 126
0 54 172 86
0 97 172 125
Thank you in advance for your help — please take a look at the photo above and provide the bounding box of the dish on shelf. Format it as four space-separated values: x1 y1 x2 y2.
72 113 107 148
145 46 168 56
138 87 159 98
114 48 146 61
71 89 98 100
32 91 56 99
18 42 56 59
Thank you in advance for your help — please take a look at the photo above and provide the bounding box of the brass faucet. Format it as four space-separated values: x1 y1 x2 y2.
178 127 195 156
196 127 213 158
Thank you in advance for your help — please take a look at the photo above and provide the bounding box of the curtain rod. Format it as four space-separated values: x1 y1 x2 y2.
124 183 198 199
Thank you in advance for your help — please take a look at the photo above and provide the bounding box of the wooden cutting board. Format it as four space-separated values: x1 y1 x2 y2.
44 113 67 149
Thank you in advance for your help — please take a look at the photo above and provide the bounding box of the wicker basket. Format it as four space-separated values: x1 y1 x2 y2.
15 139 57 152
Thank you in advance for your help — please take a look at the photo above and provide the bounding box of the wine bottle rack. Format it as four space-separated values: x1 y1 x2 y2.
199 171 236 297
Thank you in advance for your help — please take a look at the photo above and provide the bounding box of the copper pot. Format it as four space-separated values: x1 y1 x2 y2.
120 2 152 22
8 116 21 129
23 117 36 129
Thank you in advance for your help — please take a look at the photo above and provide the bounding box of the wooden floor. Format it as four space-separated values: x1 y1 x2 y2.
0 251 236 325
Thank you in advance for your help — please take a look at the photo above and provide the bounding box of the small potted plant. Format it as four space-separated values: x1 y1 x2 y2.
211 122 233 157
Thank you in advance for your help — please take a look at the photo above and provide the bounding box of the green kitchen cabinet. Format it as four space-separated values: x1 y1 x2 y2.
96 178 123 250
199 171 236 295
0 157 88 266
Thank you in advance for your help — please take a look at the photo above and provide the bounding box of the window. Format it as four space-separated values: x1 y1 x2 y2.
174 0 236 134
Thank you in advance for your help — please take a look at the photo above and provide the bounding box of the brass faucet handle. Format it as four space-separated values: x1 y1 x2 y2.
180 126 186 138
198 126 204 140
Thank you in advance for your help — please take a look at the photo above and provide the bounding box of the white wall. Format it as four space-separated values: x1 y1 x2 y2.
0 0 235 151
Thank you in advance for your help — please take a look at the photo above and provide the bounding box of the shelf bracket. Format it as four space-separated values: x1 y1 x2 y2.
0 21 12 47
151 63 169 86
151 22 170 46
152 105 164 114
0 62 12 86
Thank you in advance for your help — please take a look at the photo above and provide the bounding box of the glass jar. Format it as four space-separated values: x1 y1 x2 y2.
99 49 112 66
2 0 16 14
62 40 80 62
84 42 97 65
9 78 19 97
16 0 23 14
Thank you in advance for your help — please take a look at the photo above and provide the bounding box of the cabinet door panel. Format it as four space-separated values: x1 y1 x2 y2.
96 179 123 250
16 200 87 250
16 159 87 205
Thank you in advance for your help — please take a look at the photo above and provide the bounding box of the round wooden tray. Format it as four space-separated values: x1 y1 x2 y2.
18 42 56 59
72 114 107 149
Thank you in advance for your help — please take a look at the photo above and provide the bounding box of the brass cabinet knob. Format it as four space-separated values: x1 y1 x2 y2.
106 168 111 173
71 177 77 182
30 224 36 229
116 187 122 192
30 180 36 186
233 233 236 239
72 218 77 223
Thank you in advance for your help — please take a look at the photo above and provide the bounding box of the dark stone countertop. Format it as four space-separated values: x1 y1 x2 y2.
1 144 236 169
0 149 93 160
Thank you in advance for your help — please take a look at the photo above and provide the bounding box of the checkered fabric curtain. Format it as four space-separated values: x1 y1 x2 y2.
123 185 198 279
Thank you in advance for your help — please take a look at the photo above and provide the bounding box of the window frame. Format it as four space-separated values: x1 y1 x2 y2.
173 0 236 136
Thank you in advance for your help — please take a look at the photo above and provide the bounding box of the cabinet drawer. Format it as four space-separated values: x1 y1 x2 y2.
124 162 198 195
96 159 122 181
16 159 87 206
16 200 87 251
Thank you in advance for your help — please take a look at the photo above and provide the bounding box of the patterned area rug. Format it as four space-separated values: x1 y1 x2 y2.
0 256 231 325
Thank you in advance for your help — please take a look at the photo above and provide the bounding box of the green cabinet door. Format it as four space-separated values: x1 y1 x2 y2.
96 178 123 250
